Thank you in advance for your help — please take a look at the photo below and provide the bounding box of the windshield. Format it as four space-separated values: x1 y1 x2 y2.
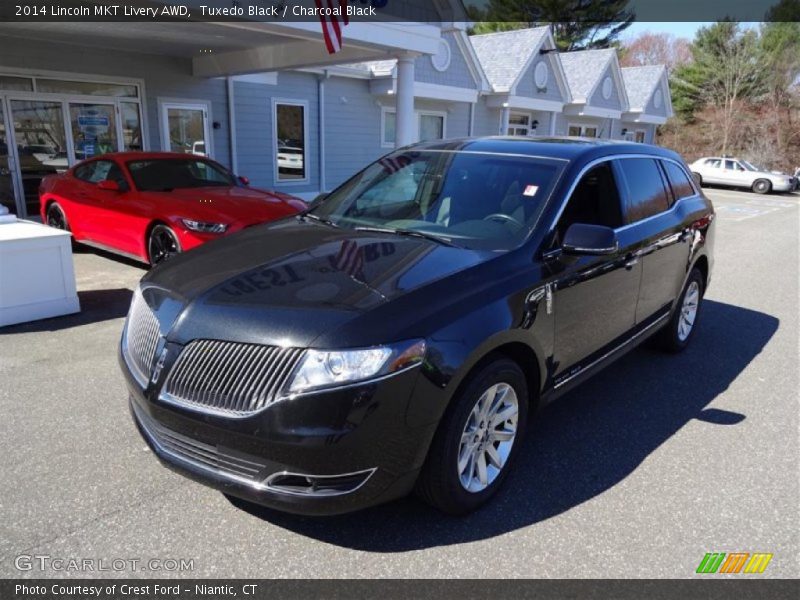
741 160 761 172
310 150 565 251
127 158 235 191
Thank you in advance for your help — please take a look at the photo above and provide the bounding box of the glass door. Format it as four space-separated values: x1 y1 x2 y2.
161 103 209 157
9 99 68 217
69 102 118 162
0 100 18 215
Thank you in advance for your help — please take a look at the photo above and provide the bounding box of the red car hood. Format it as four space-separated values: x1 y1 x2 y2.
142 186 305 224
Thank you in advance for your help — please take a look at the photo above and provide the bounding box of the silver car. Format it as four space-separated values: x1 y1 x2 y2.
689 157 795 194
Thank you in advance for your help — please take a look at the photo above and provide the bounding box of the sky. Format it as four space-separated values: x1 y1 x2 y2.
622 22 713 41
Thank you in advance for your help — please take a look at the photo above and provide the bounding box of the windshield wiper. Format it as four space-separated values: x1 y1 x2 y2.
297 212 339 227
354 226 458 248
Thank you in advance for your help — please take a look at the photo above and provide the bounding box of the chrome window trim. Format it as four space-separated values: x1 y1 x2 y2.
545 153 700 237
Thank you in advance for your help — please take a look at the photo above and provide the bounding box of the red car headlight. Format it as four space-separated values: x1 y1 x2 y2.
180 219 228 234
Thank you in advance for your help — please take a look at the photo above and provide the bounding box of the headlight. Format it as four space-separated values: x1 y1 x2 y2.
181 219 228 234
285 339 426 395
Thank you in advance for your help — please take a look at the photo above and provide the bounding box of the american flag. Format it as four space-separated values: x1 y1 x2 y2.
379 154 412 174
333 239 364 278
316 0 349 54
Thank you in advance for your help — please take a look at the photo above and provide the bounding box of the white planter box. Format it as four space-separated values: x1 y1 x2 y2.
0 220 80 327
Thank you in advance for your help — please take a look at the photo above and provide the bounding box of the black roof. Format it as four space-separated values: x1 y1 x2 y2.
408 136 683 164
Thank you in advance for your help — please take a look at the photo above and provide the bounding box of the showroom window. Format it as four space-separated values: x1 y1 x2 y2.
274 100 308 183
159 101 211 158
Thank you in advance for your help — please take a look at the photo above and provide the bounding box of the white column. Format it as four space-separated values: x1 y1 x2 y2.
500 105 510 135
395 53 417 148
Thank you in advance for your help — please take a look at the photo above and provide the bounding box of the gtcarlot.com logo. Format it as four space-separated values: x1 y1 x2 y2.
696 552 773 574
14 554 195 573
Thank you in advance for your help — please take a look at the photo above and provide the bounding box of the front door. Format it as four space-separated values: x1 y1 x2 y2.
8 99 68 218
0 100 17 215
548 161 642 377
68 102 118 162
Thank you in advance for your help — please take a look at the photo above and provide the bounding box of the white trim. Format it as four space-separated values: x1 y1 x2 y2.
380 106 396 148
271 97 310 186
369 79 478 103
621 112 668 125
452 30 491 91
583 53 630 112
226 78 237 173
486 94 564 113
563 104 622 119
157 99 213 158
231 73 278 85
417 110 447 142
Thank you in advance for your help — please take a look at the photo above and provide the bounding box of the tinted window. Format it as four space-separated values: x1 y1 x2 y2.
705 159 721 168
617 158 670 222
73 162 96 182
556 162 623 241
313 150 564 251
127 159 234 191
662 161 696 201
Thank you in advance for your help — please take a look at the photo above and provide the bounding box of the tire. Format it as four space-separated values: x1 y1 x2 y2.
45 202 70 232
691 172 703 187
416 357 529 515
655 268 704 353
752 179 771 195
147 224 181 266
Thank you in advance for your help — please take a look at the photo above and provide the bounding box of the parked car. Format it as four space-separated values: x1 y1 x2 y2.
121 138 715 515
40 152 306 265
277 145 304 174
689 156 795 194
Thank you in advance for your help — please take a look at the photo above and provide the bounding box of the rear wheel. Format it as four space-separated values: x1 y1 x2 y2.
655 268 704 352
752 179 771 194
46 202 69 232
148 224 181 266
416 357 528 515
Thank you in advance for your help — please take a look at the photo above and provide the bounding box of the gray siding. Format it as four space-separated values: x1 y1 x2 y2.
472 101 502 136
514 55 566 103
414 32 476 90
587 64 624 111
0 36 231 167
643 80 669 118
233 71 320 195
323 76 385 190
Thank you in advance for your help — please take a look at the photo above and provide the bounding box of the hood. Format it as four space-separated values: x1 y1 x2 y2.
141 186 305 224
140 219 491 348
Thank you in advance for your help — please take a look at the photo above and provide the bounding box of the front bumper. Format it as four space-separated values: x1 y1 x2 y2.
121 346 436 516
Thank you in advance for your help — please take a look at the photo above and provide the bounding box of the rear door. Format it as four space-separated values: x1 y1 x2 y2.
615 158 693 325
549 160 642 377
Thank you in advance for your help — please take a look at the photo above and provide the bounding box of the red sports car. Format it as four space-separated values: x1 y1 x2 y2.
39 152 307 265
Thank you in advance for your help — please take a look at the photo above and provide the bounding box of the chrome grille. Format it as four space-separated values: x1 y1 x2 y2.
125 290 161 385
161 340 304 416
132 401 267 483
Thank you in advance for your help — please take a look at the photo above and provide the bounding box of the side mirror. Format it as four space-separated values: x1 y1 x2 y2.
238 175 250 186
97 180 121 192
562 223 618 256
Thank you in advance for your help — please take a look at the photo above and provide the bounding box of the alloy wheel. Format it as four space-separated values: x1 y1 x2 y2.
677 281 700 342
149 226 180 265
457 382 519 493
47 205 67 230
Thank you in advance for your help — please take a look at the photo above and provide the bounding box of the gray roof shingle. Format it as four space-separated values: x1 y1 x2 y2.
559 49 616 102
470 27 550 92
621 65 665 111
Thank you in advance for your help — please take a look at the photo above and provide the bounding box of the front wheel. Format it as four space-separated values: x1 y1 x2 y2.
148 224 181 266
752 179 771 195
655 268 704 352
46 202 70 232
415 357 528 515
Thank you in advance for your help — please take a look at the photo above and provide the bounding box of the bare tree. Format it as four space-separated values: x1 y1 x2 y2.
620 32 692 71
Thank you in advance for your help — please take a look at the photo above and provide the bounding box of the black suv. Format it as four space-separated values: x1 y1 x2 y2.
120 138 715 515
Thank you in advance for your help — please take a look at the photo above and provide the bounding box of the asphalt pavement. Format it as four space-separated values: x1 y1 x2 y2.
1 187 797 578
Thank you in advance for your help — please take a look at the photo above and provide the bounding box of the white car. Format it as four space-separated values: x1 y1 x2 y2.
689 157 795 194
277 146 304 173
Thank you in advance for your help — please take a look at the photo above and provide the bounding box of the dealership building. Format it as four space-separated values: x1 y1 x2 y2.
0 3 673 219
